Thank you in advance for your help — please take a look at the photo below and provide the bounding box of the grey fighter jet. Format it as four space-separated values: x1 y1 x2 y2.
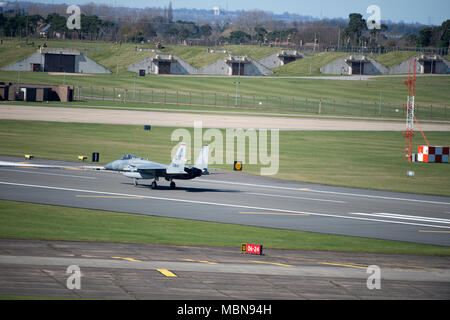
104 144 209 189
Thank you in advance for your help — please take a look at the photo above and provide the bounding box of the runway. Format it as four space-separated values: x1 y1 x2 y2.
0 156 449 246
0 239 449 299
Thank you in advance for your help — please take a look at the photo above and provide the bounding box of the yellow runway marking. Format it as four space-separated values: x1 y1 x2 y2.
319 262 367 269
250 261 294 267
77 195 144 199
184 259 217 265
111 256 141 262
157 269 177 277
240 211 308 216
298 188 311 191
419 230 450 234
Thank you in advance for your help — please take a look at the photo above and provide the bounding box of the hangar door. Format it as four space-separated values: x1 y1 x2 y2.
423 61 436 74
351 62 364 75
283 56 296 64
158 61 171 74
231 62 244 75
44 53 76 73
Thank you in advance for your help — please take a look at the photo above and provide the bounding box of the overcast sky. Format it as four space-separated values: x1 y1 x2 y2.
19 0 450 25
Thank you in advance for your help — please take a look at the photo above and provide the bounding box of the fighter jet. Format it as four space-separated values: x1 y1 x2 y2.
104 144 209 189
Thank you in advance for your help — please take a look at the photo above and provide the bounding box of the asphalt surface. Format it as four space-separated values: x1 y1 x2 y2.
1 156 450 300
0 239 449 300
0 156 449 246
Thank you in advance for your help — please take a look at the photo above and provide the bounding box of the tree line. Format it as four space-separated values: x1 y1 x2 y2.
0 4 448 52
0 12 115 40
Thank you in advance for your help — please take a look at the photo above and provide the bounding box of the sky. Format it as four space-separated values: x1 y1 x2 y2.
17 0 450 25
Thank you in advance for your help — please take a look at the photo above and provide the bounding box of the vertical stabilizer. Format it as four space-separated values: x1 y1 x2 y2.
167 143 187 173
194 145 209 171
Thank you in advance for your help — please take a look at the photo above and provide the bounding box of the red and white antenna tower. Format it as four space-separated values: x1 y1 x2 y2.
403 58 430 162
403 59 416 161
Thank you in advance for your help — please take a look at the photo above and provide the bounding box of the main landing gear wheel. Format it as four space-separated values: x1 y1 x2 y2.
151 181 157 189
133 179 138 186
170 181 176 189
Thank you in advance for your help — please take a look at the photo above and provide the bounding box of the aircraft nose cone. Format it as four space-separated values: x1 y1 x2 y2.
104 162 115 170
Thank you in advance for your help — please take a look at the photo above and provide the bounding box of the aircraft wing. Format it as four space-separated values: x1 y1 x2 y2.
126 161 168 173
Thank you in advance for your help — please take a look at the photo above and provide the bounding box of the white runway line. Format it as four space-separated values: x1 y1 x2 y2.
0 181 449 229
194 179 450 205
245 192 347 204
0 168 97 180
349 212 450 225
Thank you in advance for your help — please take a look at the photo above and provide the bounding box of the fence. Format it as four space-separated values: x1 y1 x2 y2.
75 85 449 120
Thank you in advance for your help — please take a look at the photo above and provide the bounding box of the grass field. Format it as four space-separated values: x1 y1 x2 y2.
2 70 450 109
0 119 449 196
1 200 448 255
1 39 449 120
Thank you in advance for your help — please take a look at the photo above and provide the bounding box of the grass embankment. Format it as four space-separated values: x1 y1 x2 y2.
1 200 448 255
0 120 449 196
2 69 450 108
374 51 420 68
273 52 349 76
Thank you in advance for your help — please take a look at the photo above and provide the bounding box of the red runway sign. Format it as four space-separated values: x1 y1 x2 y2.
241 243 263 255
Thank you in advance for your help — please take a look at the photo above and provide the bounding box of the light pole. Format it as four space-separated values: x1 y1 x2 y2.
133 74 136 100
234 81 240 107
116 54 119 77
18 64 22 83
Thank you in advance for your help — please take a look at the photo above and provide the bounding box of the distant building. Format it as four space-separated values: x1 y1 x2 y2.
259 50 304 69
199 55 273 76
39 24 51 38
0 82 74 102
389 54 450 74
127 54 198 75
1 48 111 74
320 54 450 75
320 55 388 75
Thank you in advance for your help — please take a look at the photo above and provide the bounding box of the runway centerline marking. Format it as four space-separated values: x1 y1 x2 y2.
77 195 144 199
349 212 450 225
194 179 450 205
156 269 177 277
0 181 449 229
240 211 309 216
245 192 347 204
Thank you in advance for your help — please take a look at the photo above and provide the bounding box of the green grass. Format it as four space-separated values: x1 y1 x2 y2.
2 70 450 109
0 39 153 73
374 51 420 68
160 45 227 69
1 200 448 255
220 45 281 61
273 52 349 76
0 120 449 196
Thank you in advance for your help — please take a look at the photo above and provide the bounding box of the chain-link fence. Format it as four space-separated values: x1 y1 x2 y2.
75 85 449 120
